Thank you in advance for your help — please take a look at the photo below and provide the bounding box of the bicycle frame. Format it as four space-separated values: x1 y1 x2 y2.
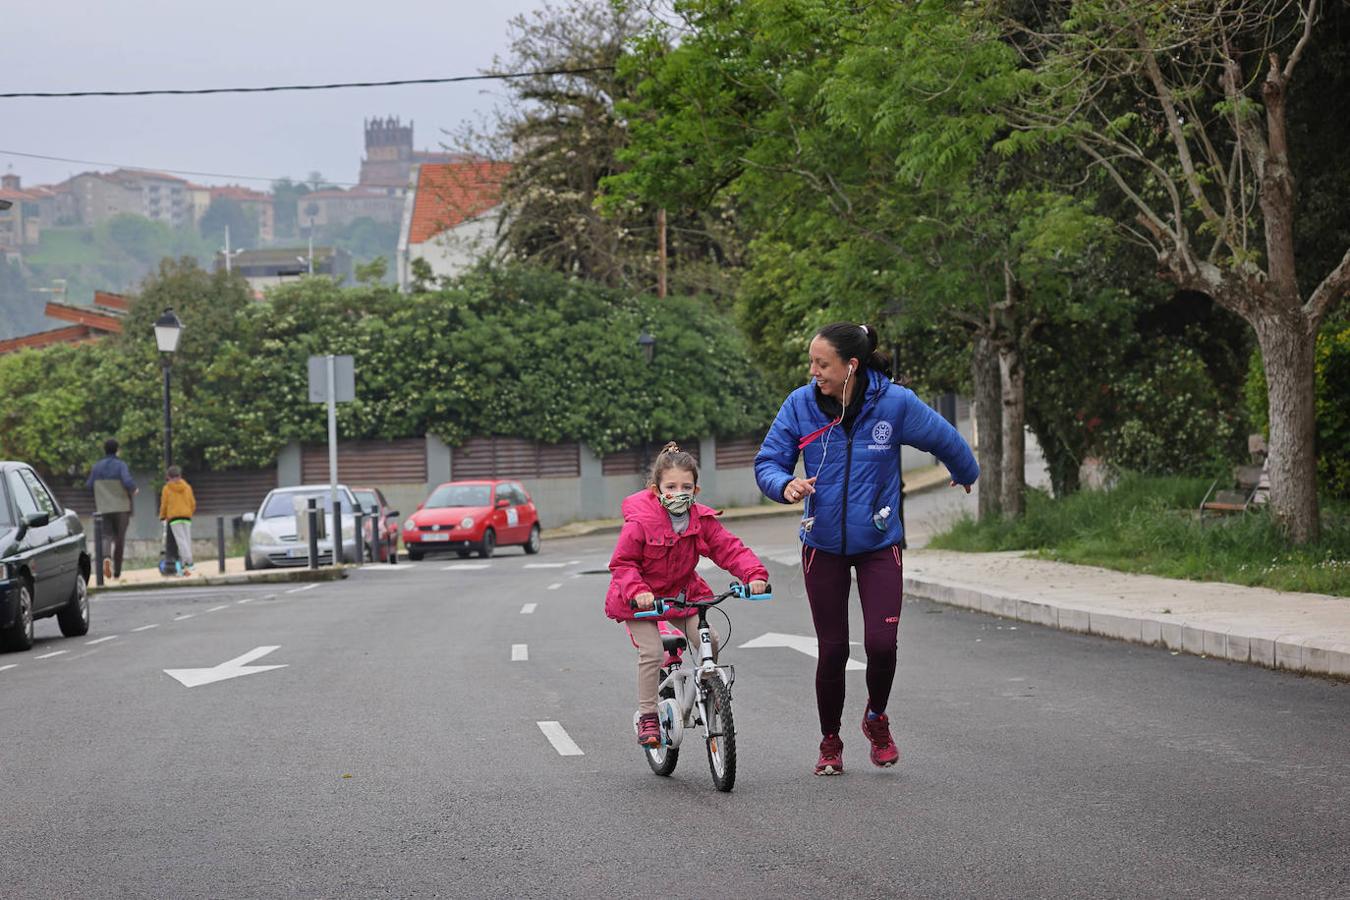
654 606 735 747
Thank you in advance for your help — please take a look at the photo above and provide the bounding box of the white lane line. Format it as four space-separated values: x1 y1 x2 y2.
0 663 17 672
442 563 491 571
85 635 118 645
511 643 529 661
236 597 255 604
286 584 319 594
174 613 195 620
547 583 562 591
207 605 229 613
35 650 68 660
524 563 567 569
132 623 159 632
520 603 537 615
537 721 584 756
361 564 416 571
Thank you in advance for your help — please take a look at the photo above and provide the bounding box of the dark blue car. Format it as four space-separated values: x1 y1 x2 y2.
0 462 90 651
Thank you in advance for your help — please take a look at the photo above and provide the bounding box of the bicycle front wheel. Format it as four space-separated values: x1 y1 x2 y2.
645 683 680 776
702 677 736 792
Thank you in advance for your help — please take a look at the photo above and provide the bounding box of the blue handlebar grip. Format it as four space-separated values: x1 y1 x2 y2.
632 598 667 618
746 592 773 601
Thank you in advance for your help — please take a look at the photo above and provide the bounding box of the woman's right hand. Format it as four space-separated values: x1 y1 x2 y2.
783 476 817 504
633 592 656 611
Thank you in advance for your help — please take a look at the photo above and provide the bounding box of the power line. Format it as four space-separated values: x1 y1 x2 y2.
0 148 365 187
0 67 615 100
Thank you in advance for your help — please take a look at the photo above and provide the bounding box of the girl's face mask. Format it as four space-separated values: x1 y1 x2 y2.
659 491 695 515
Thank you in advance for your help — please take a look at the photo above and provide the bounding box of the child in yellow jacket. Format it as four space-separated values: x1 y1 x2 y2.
160 466 197 573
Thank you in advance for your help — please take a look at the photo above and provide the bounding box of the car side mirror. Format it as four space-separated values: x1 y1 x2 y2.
242 512 256 524
25 512 49 528
416 502 424 511
496 498 510 508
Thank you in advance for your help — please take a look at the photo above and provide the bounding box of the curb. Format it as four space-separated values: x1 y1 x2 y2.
91 565 349 594
903 573 1350 681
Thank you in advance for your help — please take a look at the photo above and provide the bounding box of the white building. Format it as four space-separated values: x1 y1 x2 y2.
396 161 510 290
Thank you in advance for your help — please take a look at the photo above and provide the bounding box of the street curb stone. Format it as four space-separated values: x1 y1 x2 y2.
91 566 349 594
904 573 1350 681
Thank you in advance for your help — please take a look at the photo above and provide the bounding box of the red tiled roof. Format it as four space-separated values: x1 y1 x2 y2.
304 188 391 200
44 301 123 333
93 290 130 312
0 324 100 355
210 185 272 203
408 161 510 245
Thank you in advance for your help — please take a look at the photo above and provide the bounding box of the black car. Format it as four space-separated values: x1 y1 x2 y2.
0 462 90 651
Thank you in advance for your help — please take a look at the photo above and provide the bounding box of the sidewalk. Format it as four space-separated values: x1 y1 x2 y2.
90 555 349 592
902 550 1350 680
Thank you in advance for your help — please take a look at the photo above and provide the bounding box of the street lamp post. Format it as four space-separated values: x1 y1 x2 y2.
154 308 183 471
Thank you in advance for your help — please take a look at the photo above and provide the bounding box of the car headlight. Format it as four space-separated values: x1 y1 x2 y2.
403 519 416 531
460 517 474 529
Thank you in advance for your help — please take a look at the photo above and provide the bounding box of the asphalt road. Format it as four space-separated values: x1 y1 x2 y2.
2 499 1347 899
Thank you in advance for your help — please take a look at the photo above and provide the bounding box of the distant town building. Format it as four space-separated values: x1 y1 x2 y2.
0 174 43 247
358 116 461 191
216 247 352 295
396 161 510 290
62 171 142 226
295 187 402 230
123 170 191 228
209 185 276 242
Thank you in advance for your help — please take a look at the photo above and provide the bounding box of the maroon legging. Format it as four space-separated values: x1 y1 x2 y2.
801 543 904 736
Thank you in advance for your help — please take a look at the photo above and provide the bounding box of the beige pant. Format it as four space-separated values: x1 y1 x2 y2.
629 615 721 715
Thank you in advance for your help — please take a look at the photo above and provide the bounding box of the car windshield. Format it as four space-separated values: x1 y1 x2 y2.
261 491 353 518
353 490 378 511
426 484 491 508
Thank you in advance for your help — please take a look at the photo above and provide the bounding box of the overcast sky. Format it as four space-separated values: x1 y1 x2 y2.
4 0 547 189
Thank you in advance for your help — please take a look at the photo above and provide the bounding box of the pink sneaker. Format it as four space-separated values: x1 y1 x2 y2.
814 733 844 776
860 708 899 767
637 713 661 747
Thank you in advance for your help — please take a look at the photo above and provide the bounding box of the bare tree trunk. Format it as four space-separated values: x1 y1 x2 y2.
1254 312 1321 542
998 343 1026 519
972 333 1003 521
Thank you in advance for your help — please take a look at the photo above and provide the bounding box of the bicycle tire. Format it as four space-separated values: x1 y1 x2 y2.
645 675 680 776
702 676 736 792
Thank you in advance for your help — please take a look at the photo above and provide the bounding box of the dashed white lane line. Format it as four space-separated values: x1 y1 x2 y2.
520 603 537 615
524 563 567 569
236 597 255 604
537 721 584 756
442 563 491 571
547 583 562 591
286 584 319 594
132 624 159 632
511 643 528 661
85 635 118 645
35 650 68 660
361 564 416 571
207 605 229 613
174 613 195 620
0 664 17 672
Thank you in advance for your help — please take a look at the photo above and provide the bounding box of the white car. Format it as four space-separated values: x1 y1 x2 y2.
243 485 361 569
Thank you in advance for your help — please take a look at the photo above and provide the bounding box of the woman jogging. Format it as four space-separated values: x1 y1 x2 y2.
755 323 979 775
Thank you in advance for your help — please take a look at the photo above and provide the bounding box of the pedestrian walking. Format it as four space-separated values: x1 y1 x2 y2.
754 323 979 775
606 442 769 748
159 466 196 575
86 438 137 579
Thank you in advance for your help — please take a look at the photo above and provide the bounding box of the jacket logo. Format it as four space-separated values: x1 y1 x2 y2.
872 422 892 444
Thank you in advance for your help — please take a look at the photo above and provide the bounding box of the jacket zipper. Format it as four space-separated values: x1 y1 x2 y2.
840 434 854 555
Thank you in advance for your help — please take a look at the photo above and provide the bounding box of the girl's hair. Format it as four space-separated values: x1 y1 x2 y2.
815 322 893 375
647 441 700 487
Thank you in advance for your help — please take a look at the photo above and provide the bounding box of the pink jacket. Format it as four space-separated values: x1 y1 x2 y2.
605 490 769 622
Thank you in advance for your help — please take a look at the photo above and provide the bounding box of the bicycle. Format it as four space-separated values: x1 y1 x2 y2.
631 582 772 792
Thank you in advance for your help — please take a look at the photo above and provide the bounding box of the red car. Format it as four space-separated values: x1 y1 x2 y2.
352 486 400 562
402 480 541 560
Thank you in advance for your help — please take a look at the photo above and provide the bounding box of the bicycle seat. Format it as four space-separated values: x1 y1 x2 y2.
661 633 687 653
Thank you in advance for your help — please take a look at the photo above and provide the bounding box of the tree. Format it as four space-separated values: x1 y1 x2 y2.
198 197 258 249
999 0 1349 541
271 177 312 240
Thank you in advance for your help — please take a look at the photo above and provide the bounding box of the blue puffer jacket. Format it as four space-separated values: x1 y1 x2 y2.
755 369 980 555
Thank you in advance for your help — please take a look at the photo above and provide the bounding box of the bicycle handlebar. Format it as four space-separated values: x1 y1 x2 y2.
632 582 773 618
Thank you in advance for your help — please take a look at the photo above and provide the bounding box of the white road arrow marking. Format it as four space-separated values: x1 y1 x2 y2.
512 643 528 661
739 632 865 670
163 646 288 688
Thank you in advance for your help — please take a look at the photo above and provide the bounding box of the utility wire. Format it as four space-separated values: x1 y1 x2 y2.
0 67 615 100
0 148 365 187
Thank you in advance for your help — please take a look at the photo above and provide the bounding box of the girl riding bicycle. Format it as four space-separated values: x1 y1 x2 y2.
606 442 769 748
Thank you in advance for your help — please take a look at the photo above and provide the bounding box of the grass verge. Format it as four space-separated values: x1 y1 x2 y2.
928 474 1350 597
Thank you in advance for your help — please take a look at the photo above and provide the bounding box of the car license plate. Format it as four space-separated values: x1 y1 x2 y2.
422 533 450 542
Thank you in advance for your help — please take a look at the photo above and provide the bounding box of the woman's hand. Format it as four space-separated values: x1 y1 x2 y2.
748 580 768 595
783 476 817 503
633 591 656 611
950 480 972 494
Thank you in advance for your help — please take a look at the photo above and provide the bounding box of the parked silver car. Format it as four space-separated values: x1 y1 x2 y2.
243 485 360 569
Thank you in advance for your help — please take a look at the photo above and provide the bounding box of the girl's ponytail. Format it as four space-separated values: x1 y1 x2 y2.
647 441 700 487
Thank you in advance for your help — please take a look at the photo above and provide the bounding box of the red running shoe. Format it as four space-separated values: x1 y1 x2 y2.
860 708 899 767
637 713 661 747
814 733 844 776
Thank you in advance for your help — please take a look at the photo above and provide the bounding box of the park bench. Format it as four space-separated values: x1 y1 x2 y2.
1199 463 1265 515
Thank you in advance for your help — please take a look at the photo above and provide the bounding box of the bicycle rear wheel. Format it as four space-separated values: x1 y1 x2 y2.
702 677 736 792
644 677 680 776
